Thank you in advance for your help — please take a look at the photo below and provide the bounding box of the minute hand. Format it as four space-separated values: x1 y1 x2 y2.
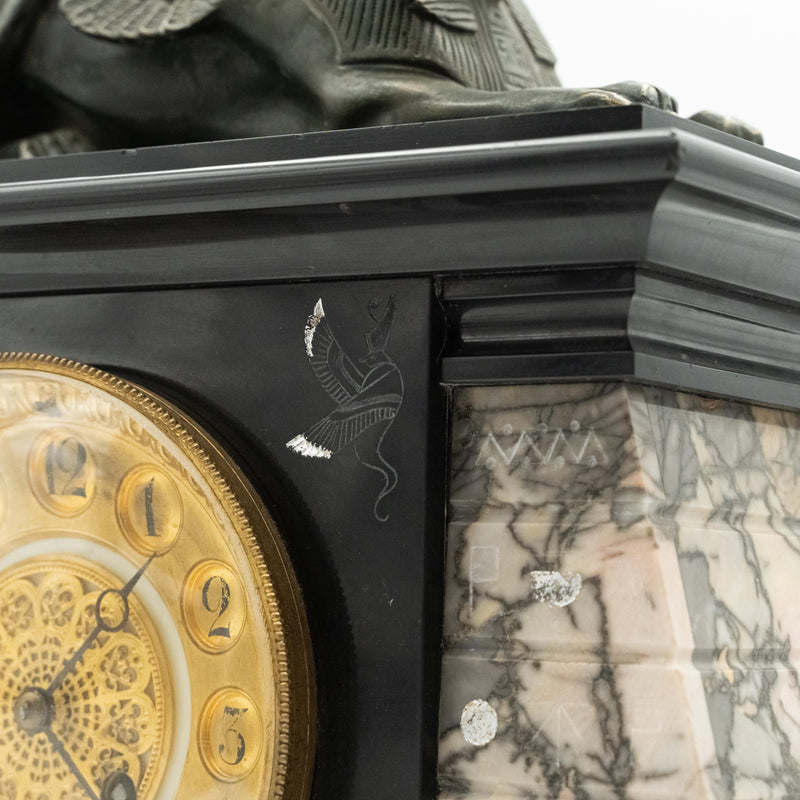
44 727 101 800
47 554 156 695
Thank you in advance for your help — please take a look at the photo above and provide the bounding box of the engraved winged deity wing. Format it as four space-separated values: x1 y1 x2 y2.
286 299 402 460
58 0 224 40
287 298 403 520
304 299 364 407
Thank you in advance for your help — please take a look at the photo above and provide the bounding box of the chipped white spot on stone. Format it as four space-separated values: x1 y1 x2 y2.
530 570 582 607
285 434 332 459
502 423 513 436
304 299 325 357
460 699 497 746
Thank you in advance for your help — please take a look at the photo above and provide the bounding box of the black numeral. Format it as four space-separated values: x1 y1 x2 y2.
220 706 247 765
46 438 87 497
143 477 157 536
202 576 231 638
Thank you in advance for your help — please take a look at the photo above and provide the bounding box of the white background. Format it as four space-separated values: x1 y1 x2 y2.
523 1 800 160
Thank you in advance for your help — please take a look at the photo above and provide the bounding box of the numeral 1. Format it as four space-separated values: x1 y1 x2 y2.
143 477 157 537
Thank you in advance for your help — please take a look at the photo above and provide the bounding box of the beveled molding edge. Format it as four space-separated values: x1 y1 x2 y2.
0 114 796 227
0 128 681 225
0 118 798 297
438 266 800 410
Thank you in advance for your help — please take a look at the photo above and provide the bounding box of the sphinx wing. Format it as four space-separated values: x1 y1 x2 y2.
59 0 223 40
410 0 478 32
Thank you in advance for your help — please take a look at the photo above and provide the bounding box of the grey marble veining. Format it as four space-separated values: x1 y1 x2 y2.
438 383 800 799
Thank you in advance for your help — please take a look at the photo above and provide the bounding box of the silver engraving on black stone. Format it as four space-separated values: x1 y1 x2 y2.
287 297 403 522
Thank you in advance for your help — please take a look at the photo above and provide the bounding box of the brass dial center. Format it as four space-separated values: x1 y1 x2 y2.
0 355 315 800
96 587 131 631
13 686 53 735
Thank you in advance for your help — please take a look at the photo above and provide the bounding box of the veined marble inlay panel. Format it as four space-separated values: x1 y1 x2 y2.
439 384 800 800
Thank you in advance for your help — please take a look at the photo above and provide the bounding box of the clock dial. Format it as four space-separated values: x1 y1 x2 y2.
0 354 315 800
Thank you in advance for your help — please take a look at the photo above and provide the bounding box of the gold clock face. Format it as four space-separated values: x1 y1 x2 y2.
0 354 315 800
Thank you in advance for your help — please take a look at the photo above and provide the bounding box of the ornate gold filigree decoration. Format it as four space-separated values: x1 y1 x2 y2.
0 558 166 800
0 353 316 800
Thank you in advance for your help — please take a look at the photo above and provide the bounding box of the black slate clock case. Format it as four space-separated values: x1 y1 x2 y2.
0 107 799 800
0 279 444 799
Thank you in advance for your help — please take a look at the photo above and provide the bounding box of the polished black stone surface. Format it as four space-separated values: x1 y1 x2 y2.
0 109 798 799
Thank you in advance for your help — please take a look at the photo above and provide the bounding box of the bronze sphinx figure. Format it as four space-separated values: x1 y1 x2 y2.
0 0 761 156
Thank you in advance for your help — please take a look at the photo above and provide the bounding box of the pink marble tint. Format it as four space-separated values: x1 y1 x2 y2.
439 383 800 799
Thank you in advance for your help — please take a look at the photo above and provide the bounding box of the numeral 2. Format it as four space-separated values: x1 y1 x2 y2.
202 576 232 638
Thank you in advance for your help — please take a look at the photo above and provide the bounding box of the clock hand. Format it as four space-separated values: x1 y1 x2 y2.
47 554 156 695
100 771 138 800
44 726 101 800
13 685 100 800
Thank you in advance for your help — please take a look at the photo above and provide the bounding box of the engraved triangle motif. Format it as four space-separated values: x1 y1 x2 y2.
475 425 609 469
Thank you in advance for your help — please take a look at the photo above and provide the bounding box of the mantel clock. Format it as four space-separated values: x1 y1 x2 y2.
0 353 315 800
0 110 798 800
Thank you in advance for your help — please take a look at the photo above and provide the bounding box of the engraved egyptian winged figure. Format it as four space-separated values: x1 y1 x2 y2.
0 0 761 156
286 298 403 522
